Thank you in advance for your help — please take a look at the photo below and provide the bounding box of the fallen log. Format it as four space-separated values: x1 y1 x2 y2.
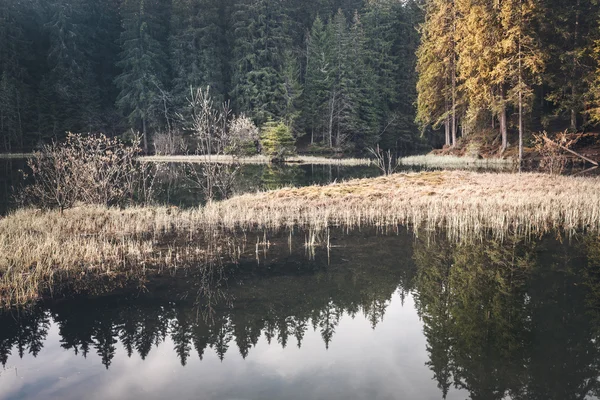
542 136 599 166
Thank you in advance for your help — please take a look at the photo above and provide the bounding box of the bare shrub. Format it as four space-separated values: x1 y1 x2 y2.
19 133 151 210
368 145 398 176
183 87 231 155
180 87 247 201
184 162 241 201
153 131 188 155
533 131 578 175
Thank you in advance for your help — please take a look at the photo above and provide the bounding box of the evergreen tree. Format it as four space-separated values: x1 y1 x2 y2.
416 0 459 147
541 0 597 131
169 0 227 109
0 0 32 151
302 14 331 144
230 0 291 125
115 0 170 153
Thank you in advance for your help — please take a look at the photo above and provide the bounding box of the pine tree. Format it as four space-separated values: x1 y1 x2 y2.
327 9 360 149
230 0 291 125
0 0 31 151
281 49 303 131
44 0 104 135
455 0 502 143
497 0 544 158
169 0 227 109
348 11 379 149
541 0 597 131
416 0 459 147
302 14 331 144
115 0 169 153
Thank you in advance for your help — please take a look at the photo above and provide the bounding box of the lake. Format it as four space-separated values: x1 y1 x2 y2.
0 159 381 214
2 158 600 399
1 229 600 400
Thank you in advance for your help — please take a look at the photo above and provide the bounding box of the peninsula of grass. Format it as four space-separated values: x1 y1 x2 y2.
2 170 600 307
139 154 373 166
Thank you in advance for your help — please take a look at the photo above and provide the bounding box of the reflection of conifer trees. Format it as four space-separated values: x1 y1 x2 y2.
118 305 140 358
53 304 97 358
135 307 173 360
414 233 600 400
289 316 309 349
191 317 211 361
211 317 233 362
518 237 600 400
0 308 49 367
93 318 118 370
171 308 194 366
231 315 262 359
448 240 529 400
0 231 414 367
414 239 454 399
314 302 342 350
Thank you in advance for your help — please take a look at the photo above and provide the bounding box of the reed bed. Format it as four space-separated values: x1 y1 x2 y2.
399 154 514 170
1 170 599 306
139 154 373 166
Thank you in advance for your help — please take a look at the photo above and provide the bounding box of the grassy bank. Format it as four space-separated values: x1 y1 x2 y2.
399 154 515 170
140 154 373 166
1 170 599 307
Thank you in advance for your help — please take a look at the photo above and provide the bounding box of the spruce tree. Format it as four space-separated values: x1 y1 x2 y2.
170 0 227 109
230 0 290 125
416 0 459 147
115 0 170 153
302 15 331 144
541 0 597 131
0 0 30 151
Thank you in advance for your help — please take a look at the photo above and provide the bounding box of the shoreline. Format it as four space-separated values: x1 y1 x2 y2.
139 154 374 166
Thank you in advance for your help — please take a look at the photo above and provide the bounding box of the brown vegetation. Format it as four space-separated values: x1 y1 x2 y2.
2 170 600 307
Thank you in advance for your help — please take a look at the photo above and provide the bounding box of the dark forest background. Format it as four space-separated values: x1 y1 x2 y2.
0 0 425 155
1 0 599 155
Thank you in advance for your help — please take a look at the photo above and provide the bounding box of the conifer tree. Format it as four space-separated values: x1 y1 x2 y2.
115 0 170 153
230 0 291 125
302 15 331 144
0 0 30 151
169 0 227 108
541 0 597 131
498 0 544 158
416 0 459 147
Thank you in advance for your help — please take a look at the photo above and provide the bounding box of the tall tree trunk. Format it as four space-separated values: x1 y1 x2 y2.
328 91 335 148
451 0 457 148
570 101 577 132
445 114 451 147
500 86 507 152
571 0 580 132
142 117 148 154
518 23 523 165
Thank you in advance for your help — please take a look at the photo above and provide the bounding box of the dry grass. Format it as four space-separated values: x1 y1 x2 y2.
2 170 599 307
399 154 514 170
0 153 33 159
140 154 373 166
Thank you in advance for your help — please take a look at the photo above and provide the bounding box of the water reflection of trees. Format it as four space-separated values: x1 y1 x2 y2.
3 232 600 400
414 233 600 400
0 234 414 369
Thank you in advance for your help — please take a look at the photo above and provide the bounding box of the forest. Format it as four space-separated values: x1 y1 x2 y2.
0 0 599 156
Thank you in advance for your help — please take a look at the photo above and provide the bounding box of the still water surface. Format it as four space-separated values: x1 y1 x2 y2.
0 159 380 214
1 231 600 400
